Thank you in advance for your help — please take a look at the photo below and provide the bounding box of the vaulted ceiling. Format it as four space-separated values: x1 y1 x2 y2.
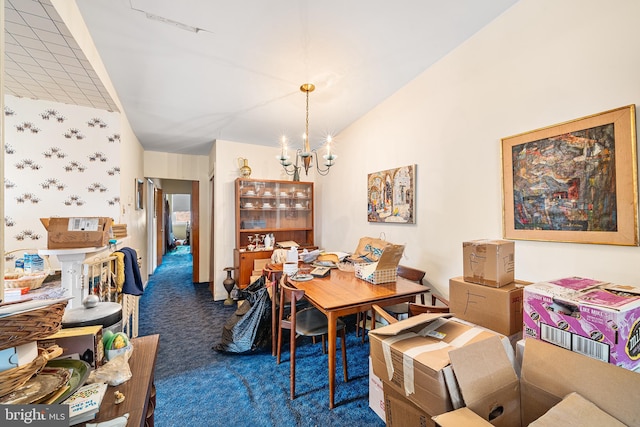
4 0 519 155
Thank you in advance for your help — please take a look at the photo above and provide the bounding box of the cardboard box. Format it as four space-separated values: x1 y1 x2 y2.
463 240 514 287
369 314 514 418
520 338 639 426
40 217 112 249
448 337 521 426
449 277 531 336
38 325 104 369
253 258 270 272
381 335 520 427
368 356 385 421
383 382 433 427
528 392 625 427
433 407 493 426
522 276 640 370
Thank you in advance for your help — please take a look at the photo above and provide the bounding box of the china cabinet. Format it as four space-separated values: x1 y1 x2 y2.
233 178 314 288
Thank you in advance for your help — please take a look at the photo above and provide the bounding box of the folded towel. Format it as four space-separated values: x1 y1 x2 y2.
119 247 144 296
110 251 125 292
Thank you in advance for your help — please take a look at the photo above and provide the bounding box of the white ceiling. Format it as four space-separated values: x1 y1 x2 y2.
4 0 520 155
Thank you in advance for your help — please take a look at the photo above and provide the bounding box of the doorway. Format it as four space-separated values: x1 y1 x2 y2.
150 179 200 282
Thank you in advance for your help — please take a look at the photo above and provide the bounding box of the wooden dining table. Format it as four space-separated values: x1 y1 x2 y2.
287 268 426 409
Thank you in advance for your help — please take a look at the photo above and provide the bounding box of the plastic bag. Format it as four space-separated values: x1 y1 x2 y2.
87 345 133 386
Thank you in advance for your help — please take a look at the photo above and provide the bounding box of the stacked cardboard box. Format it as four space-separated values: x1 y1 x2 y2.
111 223 127 238
370 308 640 426
449 277 530 337
369 314 516 426
462 239 514 287
522 276 640 370
451 240 530 338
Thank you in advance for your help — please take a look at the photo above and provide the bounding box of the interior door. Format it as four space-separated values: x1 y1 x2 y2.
209 175 215 294
191 180 200 282
155 187 163 268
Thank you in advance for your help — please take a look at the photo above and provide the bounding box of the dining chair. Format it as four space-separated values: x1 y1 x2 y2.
265 264 319 357
356 265 440 342
371 301 450 326
263 264 284 356
383 265 450 317
276 274 349 400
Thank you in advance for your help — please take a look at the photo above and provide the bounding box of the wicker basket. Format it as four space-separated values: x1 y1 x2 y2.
4 273 49 290
0 301 68 351
354 262 398 284
0 345 63 398
4 249 51 290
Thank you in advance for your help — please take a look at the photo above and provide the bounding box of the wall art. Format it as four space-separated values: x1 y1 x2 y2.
136 179 144 210
367 164 415 223
501 105 638 245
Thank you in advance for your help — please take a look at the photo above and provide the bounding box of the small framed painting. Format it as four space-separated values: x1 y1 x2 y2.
367 164 416 223
135 178 144 210
501 105 638 245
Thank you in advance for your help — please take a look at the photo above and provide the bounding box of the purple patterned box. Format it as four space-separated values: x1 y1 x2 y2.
523 277 640 371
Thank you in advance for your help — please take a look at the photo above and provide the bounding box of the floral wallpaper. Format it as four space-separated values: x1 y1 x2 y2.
3 95 121 256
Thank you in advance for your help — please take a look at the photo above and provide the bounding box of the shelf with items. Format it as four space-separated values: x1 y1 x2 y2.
235 178 314 250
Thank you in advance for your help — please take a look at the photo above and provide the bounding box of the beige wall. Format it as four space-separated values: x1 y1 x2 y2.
317 0 640 297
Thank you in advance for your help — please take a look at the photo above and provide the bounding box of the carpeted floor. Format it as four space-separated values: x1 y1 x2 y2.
138 249 385 426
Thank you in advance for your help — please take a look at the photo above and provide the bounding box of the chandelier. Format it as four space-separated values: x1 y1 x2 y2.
276 83 337 179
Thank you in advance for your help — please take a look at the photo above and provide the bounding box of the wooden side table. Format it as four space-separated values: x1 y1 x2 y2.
80 334 159 427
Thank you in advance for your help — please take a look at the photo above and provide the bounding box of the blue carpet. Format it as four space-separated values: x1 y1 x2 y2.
139 250 385 427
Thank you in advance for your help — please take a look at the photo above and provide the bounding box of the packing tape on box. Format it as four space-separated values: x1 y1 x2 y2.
381 333 419 381
416 317 448 337
403 342 449 395
448 327 485 348
382 319 487 397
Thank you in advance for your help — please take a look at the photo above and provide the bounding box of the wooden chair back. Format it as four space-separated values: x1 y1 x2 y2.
264 266 284 356
407 302 450 316
396 265 426 283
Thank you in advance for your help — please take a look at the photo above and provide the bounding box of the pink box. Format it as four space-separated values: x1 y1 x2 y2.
523 277 640 371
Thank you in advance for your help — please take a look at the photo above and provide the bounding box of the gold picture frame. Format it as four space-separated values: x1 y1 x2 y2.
501 105 638 246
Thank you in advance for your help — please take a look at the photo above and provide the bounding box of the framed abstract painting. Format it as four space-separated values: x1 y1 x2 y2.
367 164 416 223
501 105 638 245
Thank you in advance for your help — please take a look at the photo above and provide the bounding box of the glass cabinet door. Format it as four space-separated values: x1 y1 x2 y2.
235 178 314 249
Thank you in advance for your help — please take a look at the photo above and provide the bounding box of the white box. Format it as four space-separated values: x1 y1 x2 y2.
369 356 385 421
